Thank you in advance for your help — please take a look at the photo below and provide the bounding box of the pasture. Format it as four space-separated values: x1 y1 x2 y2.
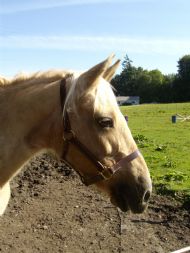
121 103 190 204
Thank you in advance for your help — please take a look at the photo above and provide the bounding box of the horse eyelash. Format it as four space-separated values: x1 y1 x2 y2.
96 117 114 128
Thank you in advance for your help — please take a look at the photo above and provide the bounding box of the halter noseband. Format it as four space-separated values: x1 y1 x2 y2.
60 78 140 186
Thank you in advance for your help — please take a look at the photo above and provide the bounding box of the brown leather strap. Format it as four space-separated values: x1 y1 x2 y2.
60 79 70 158
60 79 71 133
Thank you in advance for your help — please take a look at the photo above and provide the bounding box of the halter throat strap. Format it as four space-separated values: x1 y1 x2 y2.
60 78 140 186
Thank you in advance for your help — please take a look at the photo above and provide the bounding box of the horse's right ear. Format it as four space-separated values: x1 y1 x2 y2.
103 59 120 82
78 54 115 90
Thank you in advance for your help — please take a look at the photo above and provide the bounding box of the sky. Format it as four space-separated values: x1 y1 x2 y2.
0 0 190 77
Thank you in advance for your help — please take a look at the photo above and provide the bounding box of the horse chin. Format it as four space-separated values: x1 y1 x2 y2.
110 195 129 212
130 203 147 214
110 195 147 214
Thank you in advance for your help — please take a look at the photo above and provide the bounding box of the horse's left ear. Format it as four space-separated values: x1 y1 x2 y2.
103 59 120 82
78 54 115 89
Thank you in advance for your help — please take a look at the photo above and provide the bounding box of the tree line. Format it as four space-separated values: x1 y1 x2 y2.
111 55 190 103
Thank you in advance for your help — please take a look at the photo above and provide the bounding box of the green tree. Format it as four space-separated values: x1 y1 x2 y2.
177 55 190 81
136 70 152 103
121 54 133 70
161 74 175 102
112 55 140 96
112 55 165 102
111 54 176 103
173 55 190 102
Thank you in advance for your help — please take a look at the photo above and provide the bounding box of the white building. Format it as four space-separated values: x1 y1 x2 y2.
116 96 140 105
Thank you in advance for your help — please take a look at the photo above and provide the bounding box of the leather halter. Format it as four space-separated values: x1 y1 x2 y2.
60 78 140 186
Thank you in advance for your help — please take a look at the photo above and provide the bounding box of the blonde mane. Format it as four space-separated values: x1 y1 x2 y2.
0 70 74 87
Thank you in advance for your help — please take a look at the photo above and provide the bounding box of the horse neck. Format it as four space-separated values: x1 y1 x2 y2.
0 79 64 187
26 80 64 154
7 80 63 155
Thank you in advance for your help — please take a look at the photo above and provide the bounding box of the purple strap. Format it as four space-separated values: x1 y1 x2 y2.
111 149 141 173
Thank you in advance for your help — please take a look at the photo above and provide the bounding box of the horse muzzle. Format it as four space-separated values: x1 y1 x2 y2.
110 178 152 213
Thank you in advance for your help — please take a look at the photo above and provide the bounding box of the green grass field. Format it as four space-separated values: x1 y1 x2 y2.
120 103 190 204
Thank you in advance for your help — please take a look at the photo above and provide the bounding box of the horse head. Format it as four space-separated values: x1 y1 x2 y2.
61 55 152 213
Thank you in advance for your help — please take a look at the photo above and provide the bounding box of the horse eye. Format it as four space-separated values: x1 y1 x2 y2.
97 117 114 128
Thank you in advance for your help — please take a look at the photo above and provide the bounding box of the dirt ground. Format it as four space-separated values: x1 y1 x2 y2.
0 154 189 253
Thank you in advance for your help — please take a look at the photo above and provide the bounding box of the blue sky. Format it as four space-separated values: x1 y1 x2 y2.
0 0 190 77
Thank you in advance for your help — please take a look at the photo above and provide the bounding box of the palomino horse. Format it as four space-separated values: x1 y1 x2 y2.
0 55 152 216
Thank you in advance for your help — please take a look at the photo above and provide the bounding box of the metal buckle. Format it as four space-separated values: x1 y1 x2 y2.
99 167 113 180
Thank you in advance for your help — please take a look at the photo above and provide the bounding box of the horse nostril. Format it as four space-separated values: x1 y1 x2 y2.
143 190 151 203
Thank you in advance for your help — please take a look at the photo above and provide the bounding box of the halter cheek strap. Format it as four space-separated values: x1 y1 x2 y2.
60 78 140 186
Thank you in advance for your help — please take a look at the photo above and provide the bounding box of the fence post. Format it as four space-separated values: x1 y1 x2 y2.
125 115 128 122
172 115 177 123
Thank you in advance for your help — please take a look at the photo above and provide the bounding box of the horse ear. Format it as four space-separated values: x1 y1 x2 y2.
103 59 120 82
78 54 115 89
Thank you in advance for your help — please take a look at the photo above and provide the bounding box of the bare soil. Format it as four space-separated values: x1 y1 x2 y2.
0 154 189 253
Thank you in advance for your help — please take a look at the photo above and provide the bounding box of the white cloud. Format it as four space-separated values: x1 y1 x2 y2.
0 0 157 14
0 35 189 56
